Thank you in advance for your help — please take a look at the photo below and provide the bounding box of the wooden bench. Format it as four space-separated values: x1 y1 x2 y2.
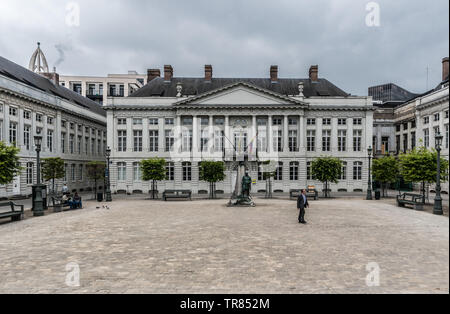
306 186 319 200
289 189 302 199
162 190 192 201
397 193 425 210
0 202 24 222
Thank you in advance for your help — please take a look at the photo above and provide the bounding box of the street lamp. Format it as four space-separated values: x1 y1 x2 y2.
33 133 44 216
366 146 373 200
105 146 112 202
433 133 443 215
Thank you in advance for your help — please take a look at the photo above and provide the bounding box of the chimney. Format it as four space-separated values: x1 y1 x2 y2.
205 65 213 82
309 65 318 82
270 65 278 83
42 68 59 85
147 68 161 82
442 57 449 81
164 65 173 82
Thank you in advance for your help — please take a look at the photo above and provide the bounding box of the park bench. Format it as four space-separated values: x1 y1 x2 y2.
0 201 24 222
396 193 425 210
162 190 192 201
289 189 302 199
306 186 319 200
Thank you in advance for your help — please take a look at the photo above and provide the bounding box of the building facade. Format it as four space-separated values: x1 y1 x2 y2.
0 55 107 198
105 65 374 195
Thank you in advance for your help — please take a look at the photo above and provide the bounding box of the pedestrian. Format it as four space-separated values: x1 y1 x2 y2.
297 189 309 224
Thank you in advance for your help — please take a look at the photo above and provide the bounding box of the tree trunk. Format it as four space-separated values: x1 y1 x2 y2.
422 181 425 204
94 178 97 200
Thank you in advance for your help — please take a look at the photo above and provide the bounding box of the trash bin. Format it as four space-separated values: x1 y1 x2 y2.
97 192 103 202
375 190 381 200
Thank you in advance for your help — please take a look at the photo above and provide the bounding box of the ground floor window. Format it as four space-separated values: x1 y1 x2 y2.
118 162 127 181
340 162 347 180
274 162 283 181
166 162 175 181
353 161 362 180
133 162 141 181
183 162 192 181
290 162 299 181
26 162 33 185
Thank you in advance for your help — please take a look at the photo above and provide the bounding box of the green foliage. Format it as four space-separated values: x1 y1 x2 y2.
372 155 399 184
311 157 342 184
141 158 166 182
86 161 106 181
399 147 449 185
199 161 226 183
0 141 21 185
42 158 65 182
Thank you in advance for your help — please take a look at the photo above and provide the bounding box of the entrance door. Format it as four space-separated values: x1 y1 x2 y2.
13 175 21 195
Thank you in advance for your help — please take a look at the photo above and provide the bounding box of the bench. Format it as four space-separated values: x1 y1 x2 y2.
0 202 24 222
396 193 425 210
289 189 302 199
306 186 319 200
163 190 192 201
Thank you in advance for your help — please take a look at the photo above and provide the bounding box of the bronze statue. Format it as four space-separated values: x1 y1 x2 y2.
241 172 252 198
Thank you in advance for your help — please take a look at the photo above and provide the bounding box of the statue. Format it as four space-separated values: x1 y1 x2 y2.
241 172 252 198
228 163 255 207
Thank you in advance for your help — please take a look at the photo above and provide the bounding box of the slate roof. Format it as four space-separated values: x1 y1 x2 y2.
0 56 106 117
130 77 350 98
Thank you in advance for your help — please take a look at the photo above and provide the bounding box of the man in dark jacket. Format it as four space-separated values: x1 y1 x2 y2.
297 189 309 224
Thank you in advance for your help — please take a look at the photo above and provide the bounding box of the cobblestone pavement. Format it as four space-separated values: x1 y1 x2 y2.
0 197 448 294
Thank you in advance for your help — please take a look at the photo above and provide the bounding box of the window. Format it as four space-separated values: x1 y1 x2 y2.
403 122 408 131
445 111 449 119
149 130 159 152
289 130 298 152
0 120 2 141
98 139 101 154
274 162 283 181
322 118 331 126
118 118 127 125
166 163 175 181
133 118 143 126
235 131 248 153
47 130 53 152
411 132 416 150
200 129 209 152
182 129 193 152
396 125 401 132
290 162 299 181
118 131 127 152
338 130 347 152
272 118 282 126
411 120 416 129
36 113 42 122
257 118 267 126
288 118 298 126
423 116 430 124
47 117 53 125
165 130 174 152
78 165 83 181
353 118 362 125
61 132 66 153
257 128 267 152
201 117 209 126
165 118 174 125
396 135 401 154
0 103 2 112
382 137 389 153
26 162 33 185
71 164 76 181
133 162 141 181
78 136 82 154
9 107 17 116
182 162 192 181
182 117 193 125
353 130 362 152
70 123 74 130
307 130 315 152
340 162 347 180
214 130 224 152
353 162 363 180
61 121 66 128
69 134 74 154
403 134 408 153
134 130 143 152
24 111 31 120
85 137 89 154
9 122 17 145
24 126 31 150
445 125 449 149
322 130 331 152
149 118 159 126
338 118 347 126
118 162 127 181
424 129 430 148
91 138 95 155
434 113 440 122
273 130 282 152
307 118 316 126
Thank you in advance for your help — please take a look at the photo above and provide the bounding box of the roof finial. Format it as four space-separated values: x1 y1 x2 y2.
29 42 49 73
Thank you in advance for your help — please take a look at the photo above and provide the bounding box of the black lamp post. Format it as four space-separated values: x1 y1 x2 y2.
366 146 373 200
33 133 44 216
105 146 112 202
433 133 443 215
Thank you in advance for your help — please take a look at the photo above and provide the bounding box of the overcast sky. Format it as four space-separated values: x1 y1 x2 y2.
0 0 448 96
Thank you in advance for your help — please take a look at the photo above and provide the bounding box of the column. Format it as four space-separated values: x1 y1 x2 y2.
284 115 289 153
142 117 149 152
224 116 231 154
55 111 62 154
176 115 182 154
126 117 133 153
299 115 304 152
268 115 273 155
331 117 338 152
158 117 165 153
209 115 214 154
192 115 198 155
18 108 24 151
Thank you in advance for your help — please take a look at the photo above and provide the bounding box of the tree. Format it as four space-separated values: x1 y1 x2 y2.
199 161 226 199
311 157 342 198
399 147 449 202
86 161 106 199
372 155 399 197
259 160 277 199
141 158 166 199
41 157 65 194
0 141 21 186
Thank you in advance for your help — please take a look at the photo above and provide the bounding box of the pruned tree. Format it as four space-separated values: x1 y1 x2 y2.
199 161 226 199
372 155 399 197
86 161 106 199
41 157 65 194
141 158 166 199
311 157 342 198
0 141 21 185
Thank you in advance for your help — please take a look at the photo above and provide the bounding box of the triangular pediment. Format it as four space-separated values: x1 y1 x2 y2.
175 81 306 107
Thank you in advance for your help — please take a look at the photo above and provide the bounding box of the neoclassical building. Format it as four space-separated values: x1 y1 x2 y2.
0 51 107 198
106 65 374 195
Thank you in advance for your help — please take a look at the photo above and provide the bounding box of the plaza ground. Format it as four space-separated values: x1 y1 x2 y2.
0 196 448 294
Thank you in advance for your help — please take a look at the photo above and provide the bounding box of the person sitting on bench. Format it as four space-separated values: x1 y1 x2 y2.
69 193 82 209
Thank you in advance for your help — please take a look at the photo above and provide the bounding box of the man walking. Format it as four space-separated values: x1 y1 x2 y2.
297 189 309 224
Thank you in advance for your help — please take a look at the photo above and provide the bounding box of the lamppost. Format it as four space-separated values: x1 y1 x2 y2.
105 147 112 202
433 133 443 215
366 146 373 200
33 134 44 216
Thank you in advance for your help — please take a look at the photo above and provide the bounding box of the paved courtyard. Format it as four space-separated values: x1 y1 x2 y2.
0 197 448 294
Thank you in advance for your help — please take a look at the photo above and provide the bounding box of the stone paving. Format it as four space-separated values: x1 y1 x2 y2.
0 197 448 294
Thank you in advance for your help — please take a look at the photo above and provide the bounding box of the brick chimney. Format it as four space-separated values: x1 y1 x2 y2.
309 65 318 82
205 65 213 82
442 57 449 81
164 65 173 82
147 68 161 82
42 67 59 85
270 65 278 83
